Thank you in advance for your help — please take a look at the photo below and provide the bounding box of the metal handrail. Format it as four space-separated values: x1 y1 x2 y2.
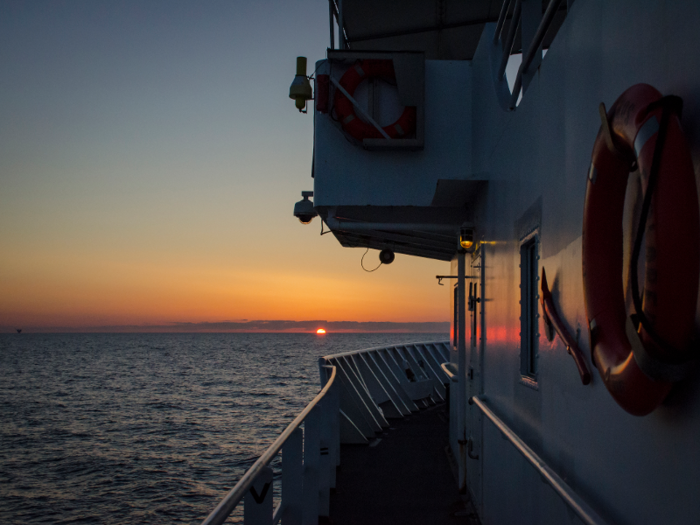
323 340 449 361
469 396 609 525
497 0 522 80
493 0 515 45
440 362 458 382
200 366 337 525
508 0 563 108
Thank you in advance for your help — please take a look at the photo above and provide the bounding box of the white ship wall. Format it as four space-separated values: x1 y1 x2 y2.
314 60 471 207
453 1 700 524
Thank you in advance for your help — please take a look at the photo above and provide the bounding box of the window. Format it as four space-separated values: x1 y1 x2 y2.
520 234 539 380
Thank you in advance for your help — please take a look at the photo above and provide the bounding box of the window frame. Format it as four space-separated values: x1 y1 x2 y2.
519 230 540 384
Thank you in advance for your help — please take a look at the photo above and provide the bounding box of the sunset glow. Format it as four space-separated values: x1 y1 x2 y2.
316 328 326 334
0 2 451 334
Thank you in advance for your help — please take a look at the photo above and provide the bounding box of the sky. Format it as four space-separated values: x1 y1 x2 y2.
0 0 450 332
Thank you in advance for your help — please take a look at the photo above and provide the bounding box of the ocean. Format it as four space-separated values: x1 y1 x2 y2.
0 332 447 524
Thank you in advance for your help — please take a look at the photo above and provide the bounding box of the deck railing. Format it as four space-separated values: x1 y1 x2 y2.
470 396 609 525
200 364 339 525
322 342 451 443
200 341 450 525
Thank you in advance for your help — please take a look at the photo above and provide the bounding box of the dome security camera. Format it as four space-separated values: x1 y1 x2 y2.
293 191 318 225
379 249 395 264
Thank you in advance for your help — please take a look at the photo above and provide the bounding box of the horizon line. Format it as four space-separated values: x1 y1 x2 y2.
1 319 450 334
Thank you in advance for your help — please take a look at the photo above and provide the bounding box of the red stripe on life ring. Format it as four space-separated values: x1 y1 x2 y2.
333 59 416 141
582 84 699 416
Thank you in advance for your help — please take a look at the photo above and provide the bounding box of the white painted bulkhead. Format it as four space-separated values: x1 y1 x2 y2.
452 2 700 524
314 59 472 208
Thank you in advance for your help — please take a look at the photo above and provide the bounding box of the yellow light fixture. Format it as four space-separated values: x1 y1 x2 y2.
289 56 313 111
460 226 474 251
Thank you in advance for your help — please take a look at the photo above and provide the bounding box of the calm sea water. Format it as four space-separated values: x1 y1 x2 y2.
0 333 446 524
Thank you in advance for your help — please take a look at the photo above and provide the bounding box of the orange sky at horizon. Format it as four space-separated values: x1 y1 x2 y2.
0 2 452 330
2 234 450 329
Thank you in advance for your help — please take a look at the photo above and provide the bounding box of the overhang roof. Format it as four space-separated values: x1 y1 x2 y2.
338 0 569 60
340 0 503 60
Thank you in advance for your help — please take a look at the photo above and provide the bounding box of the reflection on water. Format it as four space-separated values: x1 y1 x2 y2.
0 332 444 524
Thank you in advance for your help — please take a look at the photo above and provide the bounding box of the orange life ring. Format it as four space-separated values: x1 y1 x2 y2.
583 84 699 416
333 59 416 141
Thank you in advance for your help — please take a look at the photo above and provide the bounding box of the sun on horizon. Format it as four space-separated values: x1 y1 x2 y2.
316 328 326 334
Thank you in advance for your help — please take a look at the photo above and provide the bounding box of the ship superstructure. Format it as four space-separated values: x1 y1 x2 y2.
300 1 700 523
203 1 700 524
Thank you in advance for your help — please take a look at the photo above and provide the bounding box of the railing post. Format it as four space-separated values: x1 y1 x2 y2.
338 0 345 49
318 358 340 490
281 428 303 525
319 399 331 516
302 405 321 525
330 379 340 474
244 466 274 525
328 0 335 50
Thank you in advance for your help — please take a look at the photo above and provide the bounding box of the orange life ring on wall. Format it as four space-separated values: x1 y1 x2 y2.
583 84 699 416
333 59 416 141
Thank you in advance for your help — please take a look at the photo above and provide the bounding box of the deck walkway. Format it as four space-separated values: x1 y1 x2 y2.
327 403 479 525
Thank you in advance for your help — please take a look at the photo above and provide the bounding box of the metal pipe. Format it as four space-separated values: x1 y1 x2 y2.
440 362 458 382
497 0 522 80
337 0 345 49
323 341 449 361
457 250 467 493
509 0 563 108
328 76 391 139
470 396 609 525
200 367 337 525
494 0 515 44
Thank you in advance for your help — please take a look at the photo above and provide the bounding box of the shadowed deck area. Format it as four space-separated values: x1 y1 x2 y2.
328 403 478 525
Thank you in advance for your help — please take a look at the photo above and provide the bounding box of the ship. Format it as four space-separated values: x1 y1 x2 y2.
202 1 700 524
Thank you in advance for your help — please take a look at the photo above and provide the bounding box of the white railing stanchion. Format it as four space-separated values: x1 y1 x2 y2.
244 466 274 525
319 362 339 489
330 379 341 474
318 392 335 517
302 405 321 525
281 427 303 525
200 367 336 525
319 436 331 516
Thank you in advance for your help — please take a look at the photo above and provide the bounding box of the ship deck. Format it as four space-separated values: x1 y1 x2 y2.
327 402 479 525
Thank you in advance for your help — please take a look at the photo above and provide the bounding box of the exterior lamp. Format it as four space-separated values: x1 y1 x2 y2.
460 226 474 251
293 191 317 224
289 56 313 112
